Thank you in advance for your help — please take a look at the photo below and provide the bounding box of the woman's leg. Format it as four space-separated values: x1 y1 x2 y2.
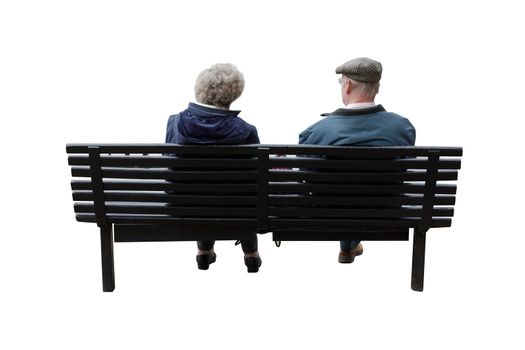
196 241 216 270
240 235 258 255
197 240 215 253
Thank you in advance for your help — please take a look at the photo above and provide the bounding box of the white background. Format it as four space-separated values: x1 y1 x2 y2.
1 0 524 349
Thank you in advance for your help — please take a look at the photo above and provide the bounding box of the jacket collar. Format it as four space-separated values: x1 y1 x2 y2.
188 102 241 117
321 104 386 117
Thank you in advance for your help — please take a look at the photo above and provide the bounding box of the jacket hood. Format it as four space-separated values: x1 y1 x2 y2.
174 103 255 145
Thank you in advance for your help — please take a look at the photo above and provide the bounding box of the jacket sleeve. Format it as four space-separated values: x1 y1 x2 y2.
406 120 416 146
165 115 179 144
299 125 317 145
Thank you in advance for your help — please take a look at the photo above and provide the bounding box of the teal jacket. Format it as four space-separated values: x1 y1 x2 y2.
299 105 415 146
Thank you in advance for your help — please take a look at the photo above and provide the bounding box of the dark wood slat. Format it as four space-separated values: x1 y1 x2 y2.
75 214 258 226
68 155 258 168
268 183 457 194
71 180 258 192
72 191 258 205
72 192 455 207
71 166 259 181
76 214 450 229
114 224 257 242
268 158 461 170
265 145 463 157
66 144 462 157
268 194 455 206
269 170 458 182
74 203 257 217
268 207 454 218
269 218 452 229
67 143 260 155
273 228 409 241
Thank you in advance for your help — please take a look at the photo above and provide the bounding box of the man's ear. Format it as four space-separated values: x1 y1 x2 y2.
344 81 352 95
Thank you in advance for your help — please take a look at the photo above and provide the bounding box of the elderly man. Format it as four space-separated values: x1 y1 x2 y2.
299 57 416 263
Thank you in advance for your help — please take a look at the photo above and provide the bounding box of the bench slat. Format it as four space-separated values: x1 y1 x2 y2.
71 167 259 181
268 158 461 170
268 194 455 206
74 203 452 218
268 207 454 218
66 143 462 157
72 191 258 205
273 229 409 241
68 155 461 170
74 213 450 228
269 170 458 182
72 191 455 206
269 218 452 229
266 145 463 157
268 183 457 194
74 203 257 217
71 180 258 192
75 213 258 226
68 155 258 168
71 181 456 194
66 144 260 155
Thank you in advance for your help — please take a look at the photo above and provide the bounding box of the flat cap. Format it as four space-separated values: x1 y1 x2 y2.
335 57 382 83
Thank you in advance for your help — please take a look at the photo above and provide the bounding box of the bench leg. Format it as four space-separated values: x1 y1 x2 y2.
411 228 427 292
100 225 115 292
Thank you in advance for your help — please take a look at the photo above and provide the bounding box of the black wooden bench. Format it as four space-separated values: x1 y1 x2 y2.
66 143 462 292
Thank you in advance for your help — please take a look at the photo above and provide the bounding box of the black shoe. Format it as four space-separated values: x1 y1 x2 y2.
196 252 216 270
244 256 262 273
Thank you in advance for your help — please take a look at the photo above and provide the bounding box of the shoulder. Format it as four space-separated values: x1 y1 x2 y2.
379 111 416 145
167 113 179 124
235 115 259 132
299 118 335 144
379 111 415 129
165 113 183 143
240 118 260 143
166 113 182 131
229 115 260 144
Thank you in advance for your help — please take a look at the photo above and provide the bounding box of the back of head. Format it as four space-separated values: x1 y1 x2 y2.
194 63 245 109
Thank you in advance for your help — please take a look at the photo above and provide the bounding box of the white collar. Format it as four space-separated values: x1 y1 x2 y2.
343 102 376 109
194 101 229 110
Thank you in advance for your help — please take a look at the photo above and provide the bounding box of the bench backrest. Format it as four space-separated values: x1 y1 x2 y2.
263 145 461 232
67 144 462 231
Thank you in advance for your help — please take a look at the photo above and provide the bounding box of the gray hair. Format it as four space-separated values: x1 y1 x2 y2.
194 63 245 109
347 77 380 99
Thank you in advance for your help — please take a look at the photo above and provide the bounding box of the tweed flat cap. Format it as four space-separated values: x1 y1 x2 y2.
335 57 382 83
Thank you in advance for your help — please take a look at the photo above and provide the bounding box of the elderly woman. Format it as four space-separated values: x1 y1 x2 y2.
165 63 262 272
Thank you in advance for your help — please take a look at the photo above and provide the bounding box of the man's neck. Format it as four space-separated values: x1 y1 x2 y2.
348 95 375 104
344 101 376 109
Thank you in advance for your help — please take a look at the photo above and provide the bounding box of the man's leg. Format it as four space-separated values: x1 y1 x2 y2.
339 240 363 264
340 240 360 252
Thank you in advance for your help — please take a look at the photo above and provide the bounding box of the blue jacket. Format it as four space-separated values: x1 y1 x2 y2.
166 103 260 145
299 105 415 146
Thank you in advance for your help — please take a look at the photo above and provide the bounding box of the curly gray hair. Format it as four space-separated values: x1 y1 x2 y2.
194 63 245 109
